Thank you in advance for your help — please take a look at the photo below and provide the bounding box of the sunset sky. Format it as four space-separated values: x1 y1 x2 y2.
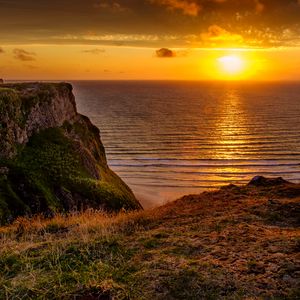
1 0 300 80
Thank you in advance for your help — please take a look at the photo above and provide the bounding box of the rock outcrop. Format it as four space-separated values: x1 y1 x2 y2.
0 83 141 224
248 175 289 187
0 83 78 159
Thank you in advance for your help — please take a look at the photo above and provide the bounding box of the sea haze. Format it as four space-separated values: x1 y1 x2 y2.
72 81 300 208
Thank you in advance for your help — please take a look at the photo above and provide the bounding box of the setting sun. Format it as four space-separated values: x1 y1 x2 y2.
218 55 245 75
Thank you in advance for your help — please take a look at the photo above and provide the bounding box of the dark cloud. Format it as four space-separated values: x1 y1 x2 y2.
0 47 4 53
13 49 36 61
156 48 176 57
0 0 299 48
93 1 128 12
82 48 106 54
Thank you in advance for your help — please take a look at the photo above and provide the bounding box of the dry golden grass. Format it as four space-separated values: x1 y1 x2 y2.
0 209 154 252
0 182 299 299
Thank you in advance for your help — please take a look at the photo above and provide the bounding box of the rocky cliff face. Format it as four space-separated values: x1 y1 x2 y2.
0 83 78 158
0 83 141 224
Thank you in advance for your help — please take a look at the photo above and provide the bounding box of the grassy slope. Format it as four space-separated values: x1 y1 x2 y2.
0 126 140 223
0 181 299 299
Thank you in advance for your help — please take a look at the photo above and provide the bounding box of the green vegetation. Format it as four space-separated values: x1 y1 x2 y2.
0 126 139 224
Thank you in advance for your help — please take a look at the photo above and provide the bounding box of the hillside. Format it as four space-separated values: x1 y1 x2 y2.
0 83 141 224
0 177 299 299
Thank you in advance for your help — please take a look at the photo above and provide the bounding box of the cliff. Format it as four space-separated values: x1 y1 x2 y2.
0 83 141 224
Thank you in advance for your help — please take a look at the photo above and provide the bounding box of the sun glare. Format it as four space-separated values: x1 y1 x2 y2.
218 55 245 75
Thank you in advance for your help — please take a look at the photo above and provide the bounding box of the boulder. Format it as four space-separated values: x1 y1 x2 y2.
248 176 289 187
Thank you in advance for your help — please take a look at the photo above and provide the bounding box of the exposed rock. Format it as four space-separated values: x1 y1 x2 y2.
248 176 288 187
0 83 78 159
0 83 141 224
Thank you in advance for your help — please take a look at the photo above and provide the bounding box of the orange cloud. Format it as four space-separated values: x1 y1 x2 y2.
201 25 244 45
150 0 201 16
254 0 264 14
150 0 267 17
13 49 36 61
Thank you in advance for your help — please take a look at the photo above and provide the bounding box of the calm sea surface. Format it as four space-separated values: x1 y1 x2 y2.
72 81 300 207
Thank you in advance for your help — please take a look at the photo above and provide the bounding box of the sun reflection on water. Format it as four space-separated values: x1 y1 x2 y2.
214 88 248 159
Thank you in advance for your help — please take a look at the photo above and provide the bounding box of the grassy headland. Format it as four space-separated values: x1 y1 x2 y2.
1 178 299 299
0 83 141 224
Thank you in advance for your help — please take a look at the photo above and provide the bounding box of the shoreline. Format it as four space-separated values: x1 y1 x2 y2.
128 176 300 209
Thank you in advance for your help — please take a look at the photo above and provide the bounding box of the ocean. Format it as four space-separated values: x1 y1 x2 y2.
72 81 300 207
